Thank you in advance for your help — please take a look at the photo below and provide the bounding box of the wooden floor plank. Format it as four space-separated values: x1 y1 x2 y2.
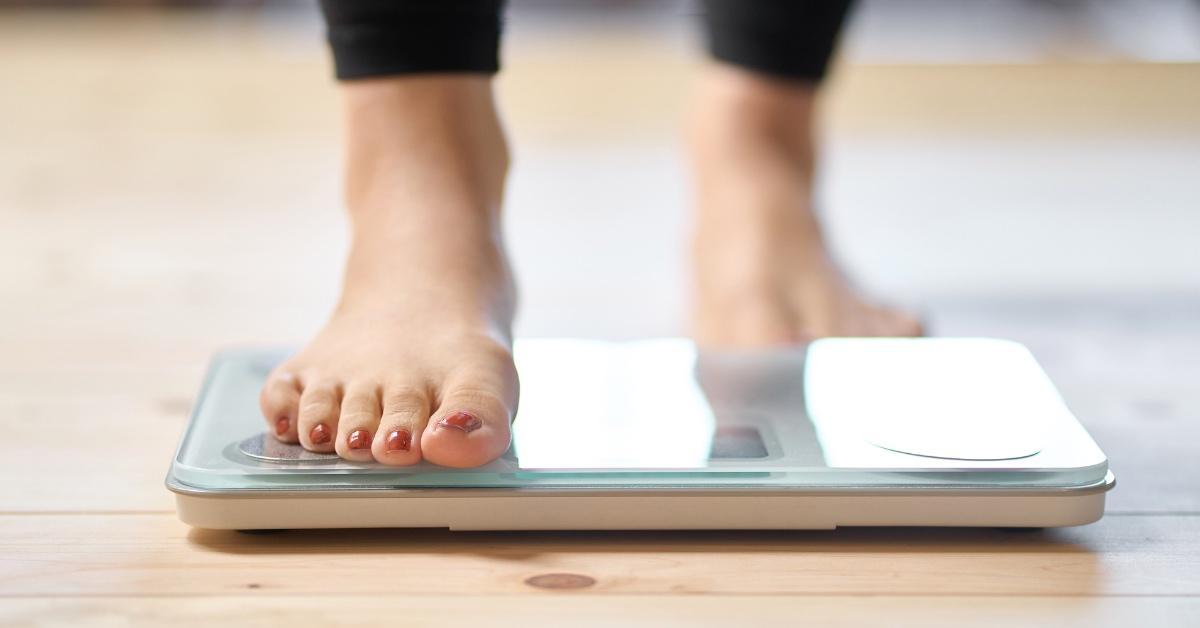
2 595 1198 628
0 395 187 513
1 514 1197 597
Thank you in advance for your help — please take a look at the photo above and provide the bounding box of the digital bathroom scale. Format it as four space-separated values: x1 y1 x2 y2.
167 338 1114 530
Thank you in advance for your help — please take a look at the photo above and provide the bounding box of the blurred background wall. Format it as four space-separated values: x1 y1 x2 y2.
2 0 1197 347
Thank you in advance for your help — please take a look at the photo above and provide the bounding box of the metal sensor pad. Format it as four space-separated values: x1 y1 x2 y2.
238 433 340 463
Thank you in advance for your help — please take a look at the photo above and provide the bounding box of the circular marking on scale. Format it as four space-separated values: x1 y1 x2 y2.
868 439 1042 461
238 433 341 463
864 425 1042 461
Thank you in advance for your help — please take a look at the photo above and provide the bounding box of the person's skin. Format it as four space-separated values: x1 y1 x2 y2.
689 63 922 344
260 62 920 468
261 77 516 468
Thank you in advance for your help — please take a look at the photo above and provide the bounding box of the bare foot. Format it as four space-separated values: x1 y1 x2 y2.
688 63 922 347
259 76 518 468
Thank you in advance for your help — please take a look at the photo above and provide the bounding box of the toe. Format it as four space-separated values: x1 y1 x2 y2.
857 308 892 338
877 307 925 337
260 370 301 442
897 311 926 337
422 365 517 468
371 384 433 466
296 380 342 452
334 384 383 462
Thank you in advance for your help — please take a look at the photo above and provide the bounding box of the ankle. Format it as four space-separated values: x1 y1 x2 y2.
688 63 818 166
688 64 832 251
340 76 510 226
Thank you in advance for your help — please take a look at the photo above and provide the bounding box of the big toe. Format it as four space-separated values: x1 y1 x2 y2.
875 307 925 337
422 362 517 468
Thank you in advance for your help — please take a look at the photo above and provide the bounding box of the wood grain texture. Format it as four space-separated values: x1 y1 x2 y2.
1 513 1197 596
3 596 1199 628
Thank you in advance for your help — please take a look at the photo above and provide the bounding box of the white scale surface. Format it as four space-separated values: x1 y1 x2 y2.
167 338 1113 530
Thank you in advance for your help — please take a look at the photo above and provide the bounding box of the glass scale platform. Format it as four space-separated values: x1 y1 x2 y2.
167 338 1113 530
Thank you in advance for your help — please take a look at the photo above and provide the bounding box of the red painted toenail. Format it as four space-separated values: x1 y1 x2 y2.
385 429 412 452
348 429 371 450
274 417 289 435
310 424 331 445
436 411 482 434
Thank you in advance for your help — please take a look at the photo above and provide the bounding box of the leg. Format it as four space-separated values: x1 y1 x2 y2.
689 0 922 345
259 1 517 468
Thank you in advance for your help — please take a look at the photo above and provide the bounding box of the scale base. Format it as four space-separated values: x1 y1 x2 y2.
172 478 1113 531
167 338 1114 531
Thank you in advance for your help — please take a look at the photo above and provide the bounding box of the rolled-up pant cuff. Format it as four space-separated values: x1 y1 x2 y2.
702 0 853 82
320 0 504 80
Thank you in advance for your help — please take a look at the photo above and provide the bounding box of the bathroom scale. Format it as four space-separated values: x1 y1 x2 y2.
167 338 1114 530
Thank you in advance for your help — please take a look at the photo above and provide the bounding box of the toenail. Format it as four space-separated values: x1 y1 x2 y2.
274 416 289 435
310 423 331 445
436 411 482 434
385 429 412 452
348 429 371 450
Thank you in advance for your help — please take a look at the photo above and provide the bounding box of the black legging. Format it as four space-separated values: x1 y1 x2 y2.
319 0 853 83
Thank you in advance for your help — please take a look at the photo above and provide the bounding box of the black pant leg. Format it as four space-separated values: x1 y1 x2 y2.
319 0 505 80
701 0 854 82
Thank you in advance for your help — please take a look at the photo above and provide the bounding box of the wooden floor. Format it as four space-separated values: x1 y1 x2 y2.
2 9 1199 628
